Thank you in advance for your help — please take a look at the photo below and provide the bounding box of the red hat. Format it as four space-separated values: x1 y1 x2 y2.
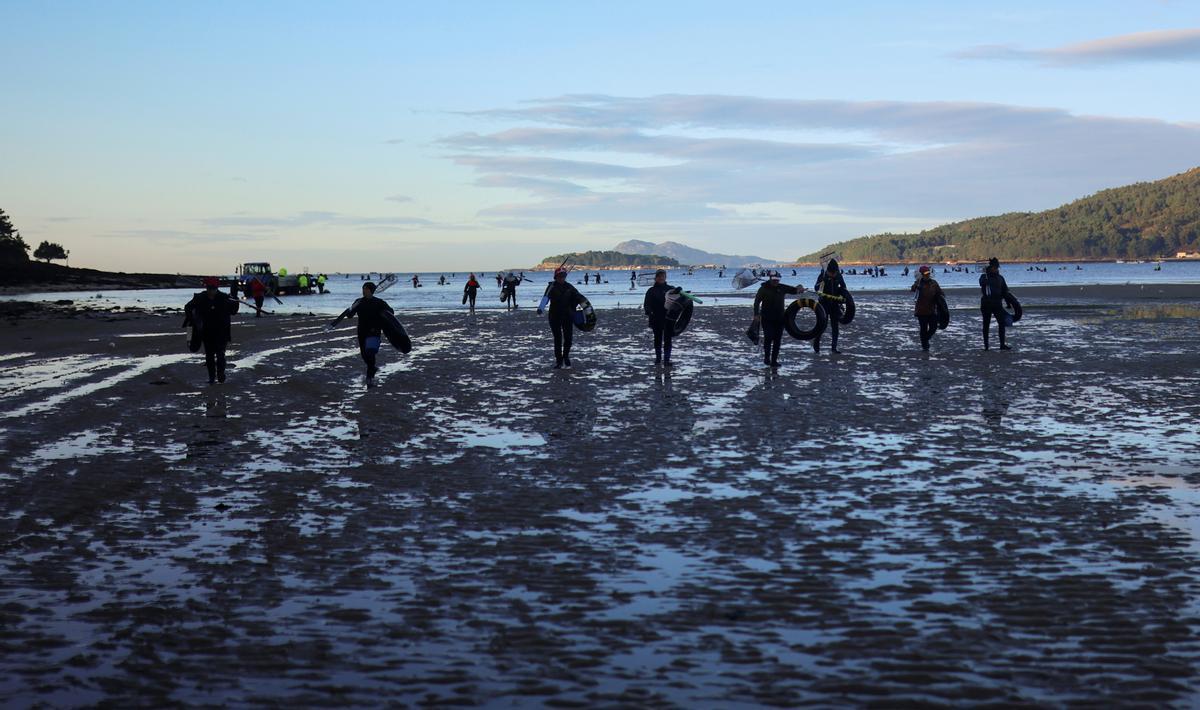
918 265 930 274
202 276 220 287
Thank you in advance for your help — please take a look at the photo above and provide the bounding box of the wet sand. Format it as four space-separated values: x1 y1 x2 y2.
2 289 1200 706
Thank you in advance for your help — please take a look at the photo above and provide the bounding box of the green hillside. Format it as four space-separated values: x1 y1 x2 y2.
801 167 1200 263
537 250 680 268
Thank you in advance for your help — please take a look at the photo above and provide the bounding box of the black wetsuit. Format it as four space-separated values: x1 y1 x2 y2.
643 282 674 363
911 277 943 350
464 279 480 309
979 272 1009 349
346 296 394 375
753 281 799 365
186 289 240 382
813 268 846 353
545 281 583 365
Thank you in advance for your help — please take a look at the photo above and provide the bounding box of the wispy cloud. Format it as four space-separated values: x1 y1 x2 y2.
955 28 1200 66
99 229 252 244
199 211 435 230
385 194 414 203
443 94 1200 235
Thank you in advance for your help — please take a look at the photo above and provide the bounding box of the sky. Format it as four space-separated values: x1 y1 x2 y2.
2 0 1200 272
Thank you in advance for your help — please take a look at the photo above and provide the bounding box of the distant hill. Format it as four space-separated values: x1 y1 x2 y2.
613 240 773 267
800 167 1200 263
535 250 680 269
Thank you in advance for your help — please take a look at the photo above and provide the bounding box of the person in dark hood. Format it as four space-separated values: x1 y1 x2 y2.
813 258 846 354
339 281 395 379
752 270 802 367
979 257 1011 350
643 269 675 367
911 265 943 351
539 267 584 368
185 277 241 384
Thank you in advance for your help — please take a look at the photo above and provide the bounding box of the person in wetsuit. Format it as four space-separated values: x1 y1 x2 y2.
463 273 481 312
539 267 584 369
911 265 944 351
813 258 846 354
643 269 675 367
249 277 267 317
501 272 522 309
752 271 801 367
979 257 1010 350
185 277 241 384
341 281 395 379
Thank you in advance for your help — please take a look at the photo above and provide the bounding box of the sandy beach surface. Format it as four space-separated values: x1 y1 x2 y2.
2 287 1199 706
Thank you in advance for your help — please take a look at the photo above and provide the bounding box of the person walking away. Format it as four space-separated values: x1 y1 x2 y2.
584 272 590 285
249 277 266 317
495 273 503 288
813 258 847 354
338 281 395 380
980 257 1011 350
317 273 327 294
911 265 943 351
411 274 421 289
643 269 674 367
539 267 584 369
752 271 801 367
463 273 481 312
185 277 241 383
629 269 636 290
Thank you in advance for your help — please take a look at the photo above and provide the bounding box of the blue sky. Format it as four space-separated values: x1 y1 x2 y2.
3 0 1199 272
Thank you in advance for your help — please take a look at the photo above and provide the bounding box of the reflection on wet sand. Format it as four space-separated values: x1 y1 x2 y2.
1 294 1199 705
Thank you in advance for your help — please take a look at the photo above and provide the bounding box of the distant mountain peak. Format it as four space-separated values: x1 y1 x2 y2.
611 240 773 267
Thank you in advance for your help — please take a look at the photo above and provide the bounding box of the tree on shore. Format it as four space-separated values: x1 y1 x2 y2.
0 208 31 263
34 241 69 263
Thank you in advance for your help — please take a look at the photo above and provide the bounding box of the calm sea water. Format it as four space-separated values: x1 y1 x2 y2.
6 261 1200 316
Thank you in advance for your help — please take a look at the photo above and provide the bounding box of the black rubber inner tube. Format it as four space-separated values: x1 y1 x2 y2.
1004 292 1022 323
573 301 597 332
935 294 950 330
670 300 694 336
784 298 828 340
839 291 855 325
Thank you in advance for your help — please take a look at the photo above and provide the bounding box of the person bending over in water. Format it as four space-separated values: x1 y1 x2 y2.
463 273 481 312
340 281 395 380
643 269 674 367
185 277 241 384
911 265 943 351
979 257 1010 350
539 267 584 369
753 271 801 368
813 258 846 354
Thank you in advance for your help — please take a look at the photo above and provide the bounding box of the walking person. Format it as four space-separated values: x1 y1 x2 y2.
911 265 943 351
752 271 802 368
643 269 675 367
538 267 584 369
502 272 521 309
184 277 241 384
980 257 1011 350
249 277 267 317
411 274 421 289
463 273 481 312
813 258 847 354
316 273 327 294
332 281 395 380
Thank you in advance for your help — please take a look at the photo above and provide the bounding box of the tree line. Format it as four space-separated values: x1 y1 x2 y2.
540 250 681 268
0 208 70 264
800 167 1200 262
